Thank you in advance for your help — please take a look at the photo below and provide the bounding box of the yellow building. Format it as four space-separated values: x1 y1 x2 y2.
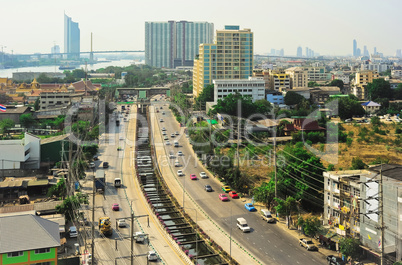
285 67 308 88
268 69 291 91
352 70 380 100
193 25 253 98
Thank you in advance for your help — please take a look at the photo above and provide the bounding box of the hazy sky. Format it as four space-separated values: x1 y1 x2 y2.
1 0 402 56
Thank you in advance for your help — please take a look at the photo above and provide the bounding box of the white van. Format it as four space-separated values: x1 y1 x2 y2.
134 232 146 243
236 218 250 233
69 226 78 237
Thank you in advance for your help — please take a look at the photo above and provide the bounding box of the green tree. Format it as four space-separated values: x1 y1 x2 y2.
370 116 381 126
367 78 393 101
72 69 86 79
47 178 67 199
308 81 319 87
209 93 262 118
284 91 305 105
394 84 402 100
333 95 365 120
254 99 272 115
253 181 276 209
0 118 15 136
328 79 344 90
19 113 36 128
302 216 320 237
56 193 89 221
36 73 51 83
34 97 40 111
195 84 214 110
351 157 367 169
339 237 360 261
274 196 298 217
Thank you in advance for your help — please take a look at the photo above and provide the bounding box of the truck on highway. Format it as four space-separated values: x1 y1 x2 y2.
299 238 318 251
95 170 106 193
99 217 113 237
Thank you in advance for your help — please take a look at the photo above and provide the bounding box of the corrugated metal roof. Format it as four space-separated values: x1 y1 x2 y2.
27 179 49 187
0 180 28 189
0 214 60 253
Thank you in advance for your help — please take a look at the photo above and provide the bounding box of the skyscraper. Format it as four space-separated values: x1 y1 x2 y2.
64 14 80 59
353 39 357 57
193 25 254 97
364 45 369 57
374 47 377 55
356 48 361 57
305 47 309 58
297 46 302 57
145 21 214 68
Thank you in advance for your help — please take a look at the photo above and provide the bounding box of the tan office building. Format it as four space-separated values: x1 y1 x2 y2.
285 67 308 88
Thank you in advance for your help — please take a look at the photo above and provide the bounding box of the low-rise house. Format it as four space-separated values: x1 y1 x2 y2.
0 214 60 265
0 106 32 123
310 86 341 105
361 101 381 113
283 118 325 135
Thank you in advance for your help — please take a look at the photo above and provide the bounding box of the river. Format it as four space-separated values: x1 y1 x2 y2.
0 59 143 78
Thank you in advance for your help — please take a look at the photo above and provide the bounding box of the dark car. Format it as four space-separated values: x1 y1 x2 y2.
327 255 346 265
103 162 109 168
205 185 212 192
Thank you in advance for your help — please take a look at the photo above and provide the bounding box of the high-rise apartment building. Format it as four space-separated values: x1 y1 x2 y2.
297 46 302 57
64 14 80 59
193 25 254 97
352 70 380 100
145 21 214 69
285 67 308 88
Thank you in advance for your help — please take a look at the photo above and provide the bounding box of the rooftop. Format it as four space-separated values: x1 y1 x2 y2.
0 214 60 253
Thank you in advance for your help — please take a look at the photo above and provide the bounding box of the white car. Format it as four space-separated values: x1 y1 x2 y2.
89 162 95 168
162 131 167 135
175 131 179 135
175 160 180 167
118 219 127 228
69 226 78 238
160 118 164 122
163 136 168 140
171 133 175 138
169 154 175 159
162 127 166 131
165 140 170 145
147 251 158 261
200 172 208 179
177 170 184 176
177 151 183 156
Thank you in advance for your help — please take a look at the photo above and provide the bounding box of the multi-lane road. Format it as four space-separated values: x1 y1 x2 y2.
150 100 327 265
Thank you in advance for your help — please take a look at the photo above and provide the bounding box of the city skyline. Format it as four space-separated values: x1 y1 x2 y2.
1 0 402 56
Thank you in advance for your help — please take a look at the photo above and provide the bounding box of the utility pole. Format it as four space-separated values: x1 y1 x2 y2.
91 168 95 264
274 134 277 198
131 206 134 265
379 166 385 265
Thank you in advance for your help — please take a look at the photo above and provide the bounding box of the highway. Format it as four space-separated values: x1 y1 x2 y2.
149 99 327 265
80 103 185 265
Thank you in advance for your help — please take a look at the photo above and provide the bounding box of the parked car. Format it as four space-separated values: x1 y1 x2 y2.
118 219 127 228
177 151 183 156
69 226 78 238
162 127 166 131
299 238 318 251
327 255 346 265
174 160 180 167
162 131 167 135
171 133 175 138
219 194 229 201
222 186 231 193
190 174 197 180
112 203 120 211
205 185 212 192
160 118 164 122
200 172 208 179
261 209 276 223
175 131 179 135
177 170 184 176
229 191 239 199
103 162 109 168
163 136 168 140
245 203 256 212
89 162 95 168
165 140 170 145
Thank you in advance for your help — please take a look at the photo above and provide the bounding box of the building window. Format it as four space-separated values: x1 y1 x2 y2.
35 248 50 254
31 262 51 265
8 251 23 257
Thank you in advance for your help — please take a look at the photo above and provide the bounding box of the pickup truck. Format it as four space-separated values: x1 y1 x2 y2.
327 255 346 265
299 238 318 251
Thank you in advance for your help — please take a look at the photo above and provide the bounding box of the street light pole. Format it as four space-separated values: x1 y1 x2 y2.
182 174 185 208
230 207 232 258
91 168 95 264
